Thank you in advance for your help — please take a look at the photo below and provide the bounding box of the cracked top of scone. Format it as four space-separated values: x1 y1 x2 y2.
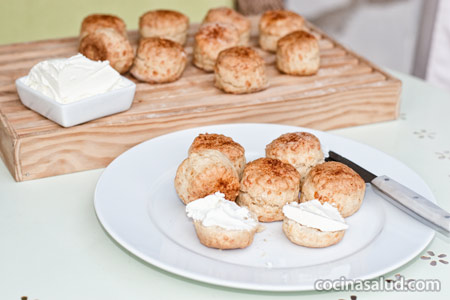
188 133 244 163
241 157 300 192
305 161 365 194
215 46 265 71
259 10 304 36
139 10 189 30
203 7 250 35
265 132 324 168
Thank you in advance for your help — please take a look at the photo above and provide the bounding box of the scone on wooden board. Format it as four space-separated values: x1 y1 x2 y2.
188 133 246 178
259 10 305 52
175 149 240 204
186 192 262 249
130 37 187 83
300 161 366 218
237 157 301 222
202 7 251 45
193 22 240 72
80 14 127 39
282 200 348 248
139 10 189 45
214 46 268 94
276 30 320 76
265 132 324 184
79 28 134 74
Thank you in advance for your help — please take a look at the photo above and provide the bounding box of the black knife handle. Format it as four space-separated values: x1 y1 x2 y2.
372 175 450 236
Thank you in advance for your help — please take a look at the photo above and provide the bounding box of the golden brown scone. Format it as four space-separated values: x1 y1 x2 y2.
277 30 320 75
79 28 134 74
188 133 246 178
130 37 187 83
203 7 251 45
193 22 240 72
80 14 127 40
237 158 301 222
282 218 345 248
175 149 240 204
139 10 189 45
259 10 305 52
214 46 268 94
300 161 366 217
265 132 324 184
193 221 258 249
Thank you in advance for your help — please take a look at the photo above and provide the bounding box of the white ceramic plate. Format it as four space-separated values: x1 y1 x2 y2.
94 123 435 291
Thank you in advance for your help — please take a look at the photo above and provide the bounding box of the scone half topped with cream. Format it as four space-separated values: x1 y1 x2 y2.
186 192 261 249
282 199 348 248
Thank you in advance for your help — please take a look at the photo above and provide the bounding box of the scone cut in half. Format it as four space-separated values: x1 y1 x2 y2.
80 14 128 39
259 10 305 52
202 7 251 45
214 46 268 94
300 161 366 218
130 37 187 83
186 192 262 249
79 27 134 74
276 30 320 76
237 157 301 222
139 10 189 45
265 132 324 184
188 133 246 178
282 199 348 248
193 22 240 72
175 149 240 205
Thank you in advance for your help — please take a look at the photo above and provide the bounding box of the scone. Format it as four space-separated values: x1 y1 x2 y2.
237 157 301 222
193 22 240 72
186 192 260 249
188 133 246 177
79 28 134 74
300 161 366 218
80 14 127 40
259 10 305 52
175 149 240 204
277 30 320 75
214 46 268 94
139 10 189 45
130 37 187 83
203 7 251 45
282 200 348 248
265 132 324 183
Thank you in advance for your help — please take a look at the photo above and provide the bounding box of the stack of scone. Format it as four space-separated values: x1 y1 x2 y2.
132 10 189 83
79 14 134 74
176 131 366 250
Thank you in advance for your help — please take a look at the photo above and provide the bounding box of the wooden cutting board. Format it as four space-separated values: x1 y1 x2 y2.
0 21 401 181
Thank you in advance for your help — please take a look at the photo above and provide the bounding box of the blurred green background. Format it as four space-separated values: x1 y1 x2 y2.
0 0 233 45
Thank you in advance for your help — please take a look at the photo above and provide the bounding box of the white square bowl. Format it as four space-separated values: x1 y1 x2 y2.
15 76 136 127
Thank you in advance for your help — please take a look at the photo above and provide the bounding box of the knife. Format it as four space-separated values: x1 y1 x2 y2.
326 151 450 236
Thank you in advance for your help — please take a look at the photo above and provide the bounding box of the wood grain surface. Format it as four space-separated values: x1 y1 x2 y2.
0 20 401 181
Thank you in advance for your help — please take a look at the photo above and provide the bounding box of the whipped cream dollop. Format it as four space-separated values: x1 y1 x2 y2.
282 200 348 232
25 53 127 104
186 192 259 231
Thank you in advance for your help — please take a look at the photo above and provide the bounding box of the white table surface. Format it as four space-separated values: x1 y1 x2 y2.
1 70 449 299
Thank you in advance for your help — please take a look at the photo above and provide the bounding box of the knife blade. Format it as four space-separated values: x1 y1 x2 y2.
326 151 450 236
